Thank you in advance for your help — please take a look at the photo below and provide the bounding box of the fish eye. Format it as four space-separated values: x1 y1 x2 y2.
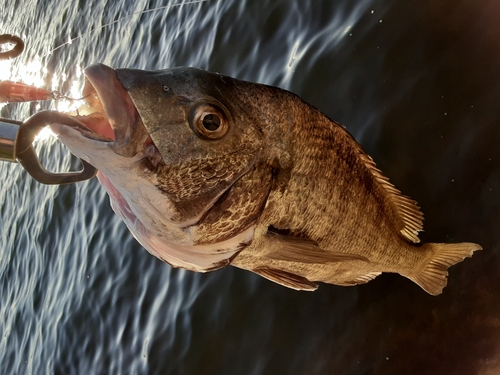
163 85 170 92
190 103 229 140
202 114 221 131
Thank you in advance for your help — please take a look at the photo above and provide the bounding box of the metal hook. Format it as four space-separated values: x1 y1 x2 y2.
0 112 97 184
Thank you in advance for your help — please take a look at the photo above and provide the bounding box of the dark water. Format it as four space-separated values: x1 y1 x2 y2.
1 0 499 374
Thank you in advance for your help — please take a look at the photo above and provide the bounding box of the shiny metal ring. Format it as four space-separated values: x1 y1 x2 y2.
0 34 24 60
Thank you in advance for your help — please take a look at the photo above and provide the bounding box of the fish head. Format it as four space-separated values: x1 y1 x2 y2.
113 65 264 166
50 64 287 271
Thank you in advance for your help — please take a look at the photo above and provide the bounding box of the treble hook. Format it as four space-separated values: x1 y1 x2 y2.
0 34 24 60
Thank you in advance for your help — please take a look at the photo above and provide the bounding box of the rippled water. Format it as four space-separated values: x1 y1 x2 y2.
1 0 499 374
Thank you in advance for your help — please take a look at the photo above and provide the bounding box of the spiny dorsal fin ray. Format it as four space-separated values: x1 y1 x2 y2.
342 130 424 242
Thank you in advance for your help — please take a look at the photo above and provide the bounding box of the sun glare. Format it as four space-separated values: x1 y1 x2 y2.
1 57 46 88
1 51 85 122
33 126 56 142
0 60 13 81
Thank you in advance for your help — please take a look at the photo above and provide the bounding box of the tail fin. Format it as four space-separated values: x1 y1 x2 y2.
408 242 482 295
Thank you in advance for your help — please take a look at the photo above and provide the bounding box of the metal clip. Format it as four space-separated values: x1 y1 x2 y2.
0 118 20 162
0 111 97 184
0 34 24 60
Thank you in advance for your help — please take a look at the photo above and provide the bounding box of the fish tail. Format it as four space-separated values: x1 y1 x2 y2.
408 242 482 295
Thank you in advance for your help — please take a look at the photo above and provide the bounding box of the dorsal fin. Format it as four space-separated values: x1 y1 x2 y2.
356 150 424 243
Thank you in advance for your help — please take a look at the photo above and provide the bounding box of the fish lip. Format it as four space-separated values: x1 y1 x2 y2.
82 63 147 157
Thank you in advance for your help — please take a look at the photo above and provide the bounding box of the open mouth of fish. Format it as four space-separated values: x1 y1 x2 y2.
65 63 149 157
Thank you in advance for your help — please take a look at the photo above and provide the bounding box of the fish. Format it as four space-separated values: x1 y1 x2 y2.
50 63 482 295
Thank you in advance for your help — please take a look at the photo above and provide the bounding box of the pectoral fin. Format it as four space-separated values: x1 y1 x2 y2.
253 267 318 291
265 230 367 264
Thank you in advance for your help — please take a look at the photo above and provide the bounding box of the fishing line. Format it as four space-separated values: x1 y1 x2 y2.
40 0 210 58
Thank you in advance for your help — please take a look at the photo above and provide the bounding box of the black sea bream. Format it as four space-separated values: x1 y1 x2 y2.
51 64 481 295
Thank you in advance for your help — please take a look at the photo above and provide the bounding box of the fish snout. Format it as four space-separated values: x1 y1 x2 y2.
83 64 149 157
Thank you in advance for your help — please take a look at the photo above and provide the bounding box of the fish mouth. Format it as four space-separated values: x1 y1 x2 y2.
69 63 149 157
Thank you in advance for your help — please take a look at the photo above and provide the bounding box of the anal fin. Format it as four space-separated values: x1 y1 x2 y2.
253 267 318 291
349 272 382 285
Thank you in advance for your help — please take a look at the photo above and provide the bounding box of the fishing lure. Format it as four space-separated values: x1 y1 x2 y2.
0 80 55 103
